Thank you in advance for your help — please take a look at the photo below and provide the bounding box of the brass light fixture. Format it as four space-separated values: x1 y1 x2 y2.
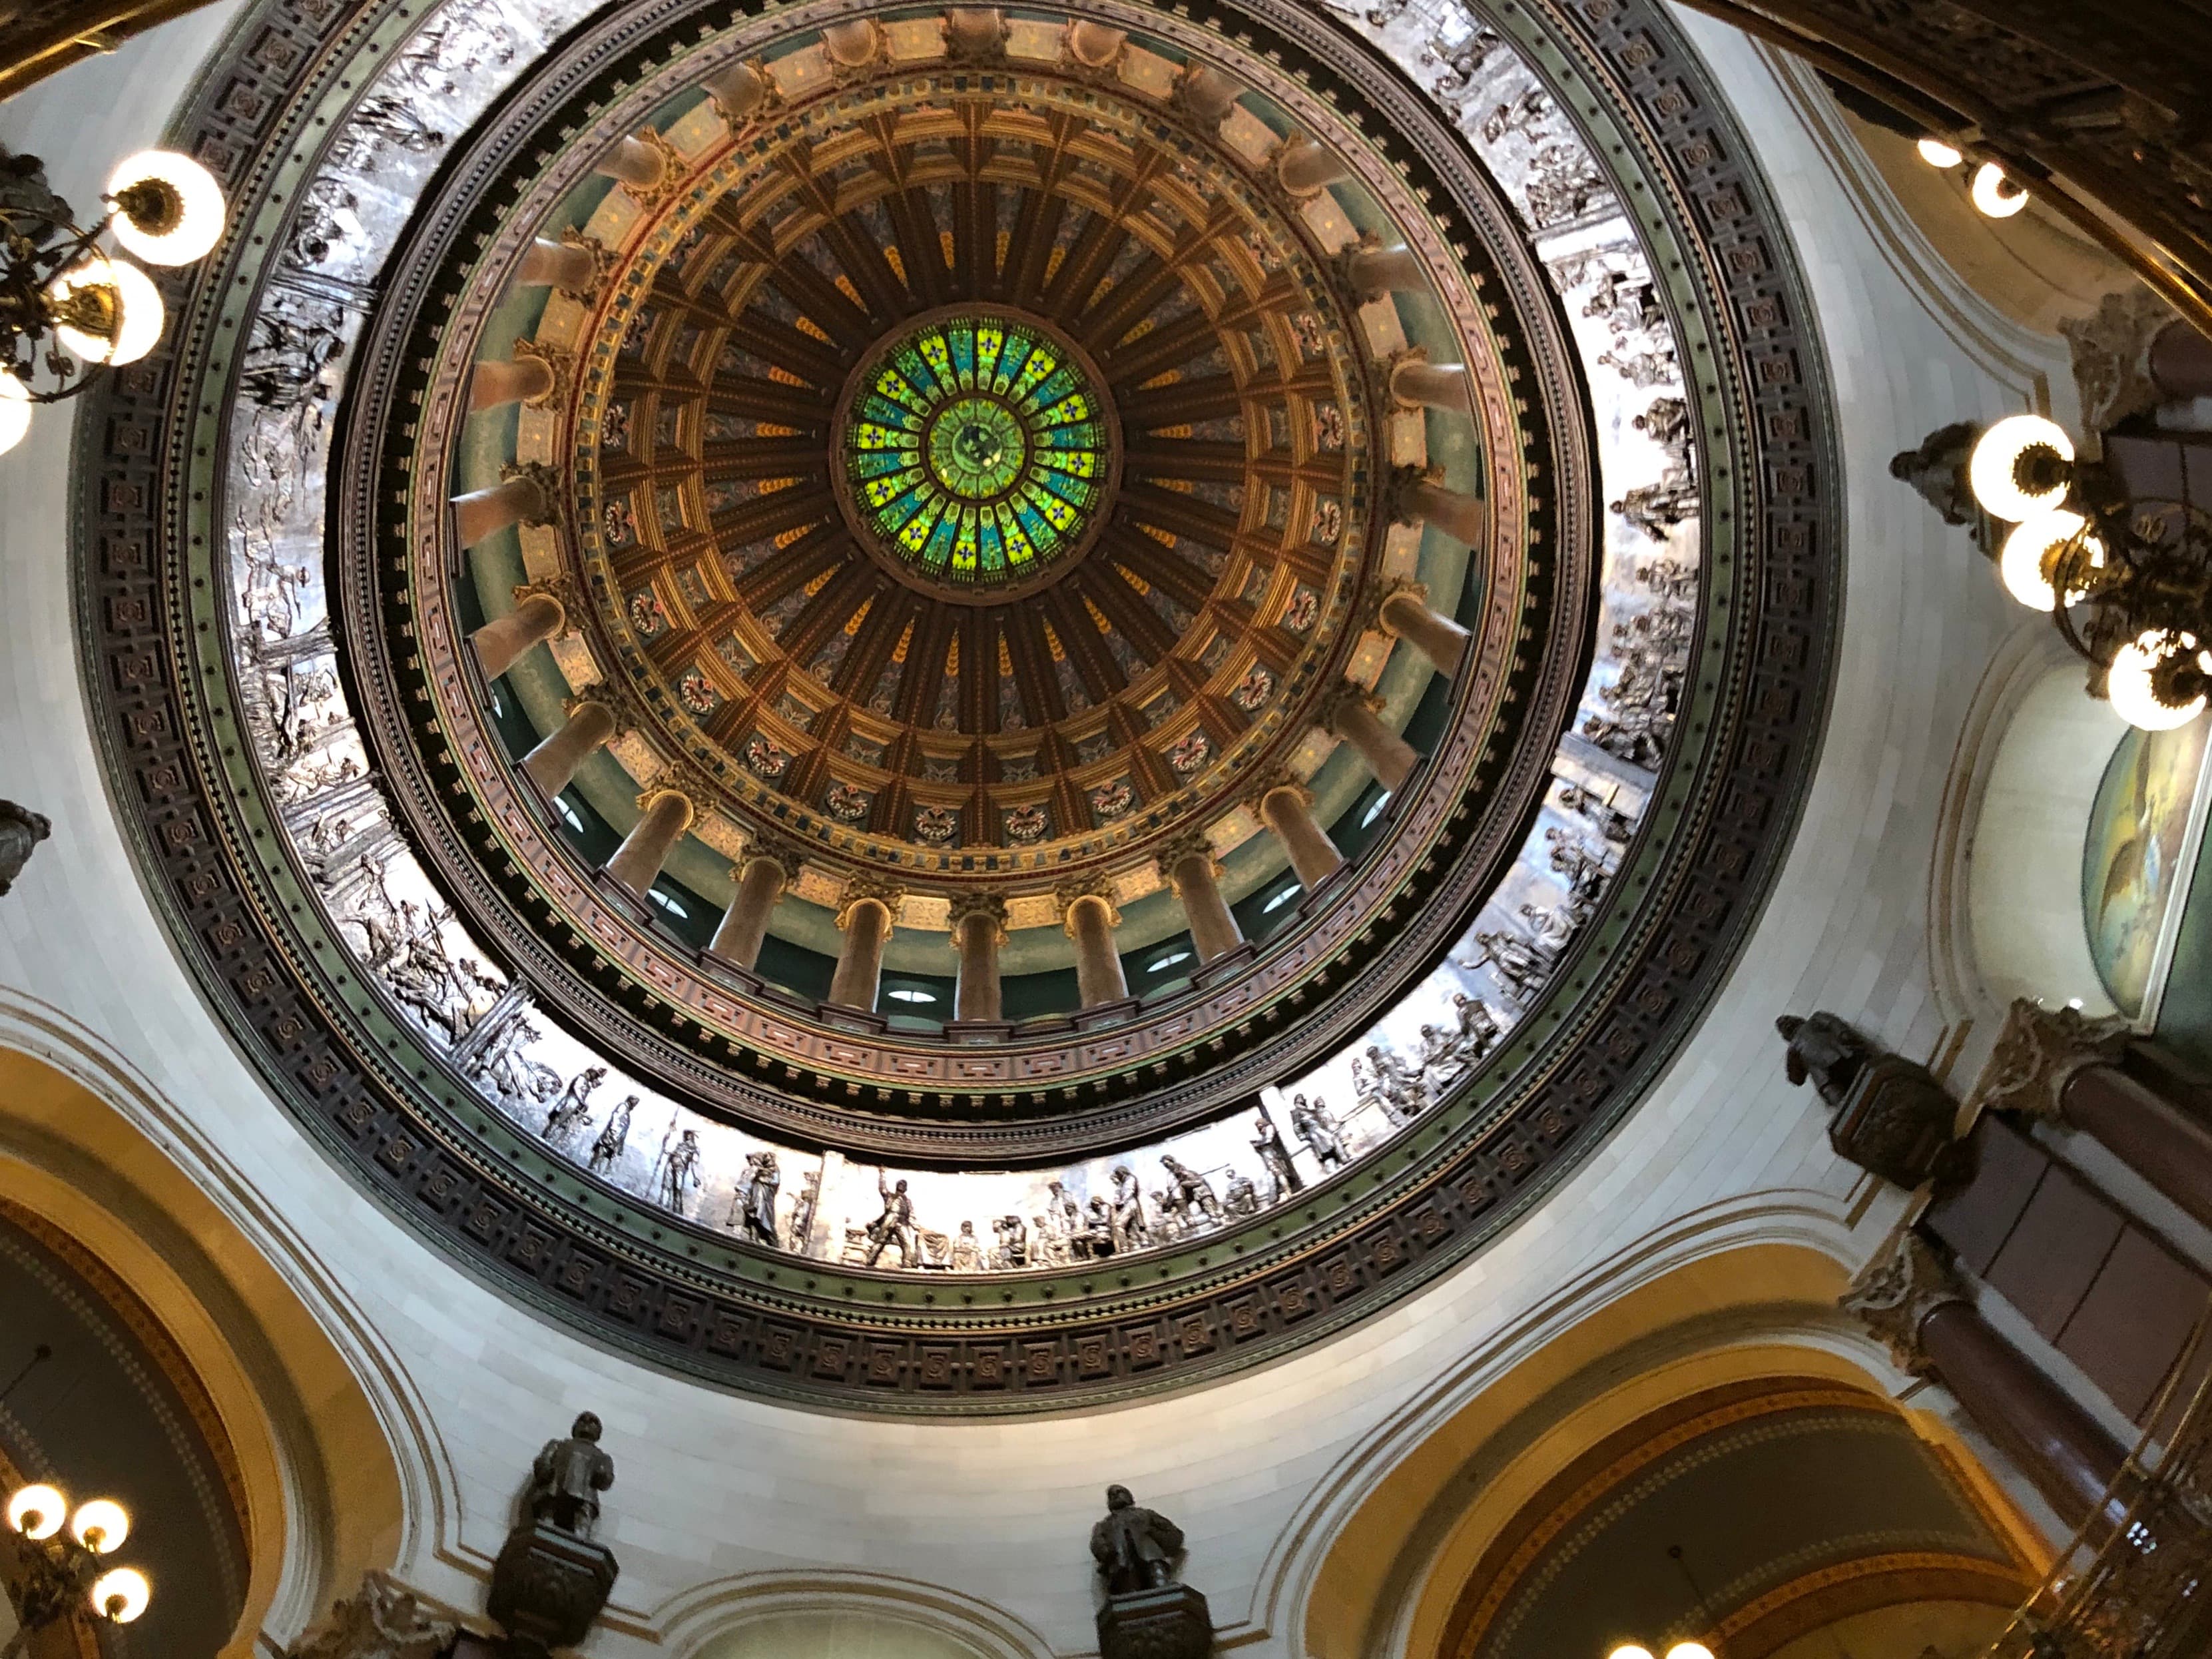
1964 414 2212 731
0 145 227 456
1 1480 151 1656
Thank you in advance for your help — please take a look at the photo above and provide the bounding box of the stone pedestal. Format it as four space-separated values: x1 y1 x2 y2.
1829 1053 1961 1190
486 1523 619 1658
1096 1584 1214 1659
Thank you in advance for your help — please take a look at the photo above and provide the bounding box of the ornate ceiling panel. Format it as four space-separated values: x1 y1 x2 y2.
75 0 1840 1409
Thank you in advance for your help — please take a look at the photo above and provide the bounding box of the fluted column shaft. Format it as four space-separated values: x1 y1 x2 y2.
953 910 1005 1022
453 474 553 548
522 699 616 795
1919 1299 2128 1529
1380 588 1472 677
1167 849 1242 964
1344 244 1425 299
2062 1063 2212 1233
1066 896 1129 1008
517 237 599 292
1390 356 1474 414
1328 697 1419 792
1398 476 1488 546
470 593 563 679
607 791 693 894
710 852 791 970
829 898 893 1011
469 356 556 414
1259 786 1342 889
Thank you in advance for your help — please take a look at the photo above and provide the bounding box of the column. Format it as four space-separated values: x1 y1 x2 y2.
1058 880 1129 1008
1175 63 1241 127
1390 464 1487 547
1844 1233 2128 1531
942 7 1007 59
702 59 770 124
2148 319 2212 398
1338 238 1427 302
829 880 904 1011
1374 578 1472 677
521 697 617 795
1062 21 1126 69
1157 832 1241 964
822 18 884 70
2060 1064 2212 1231
453 462 558 548
469 579 569 679
1254 775 1342 890
1320 682 1418 792
710 839 800 969
595 135 673 192
517 236 602 296
1388 350 1474 415
469 354 556 414
606 785 695 895
1275 135 1348 198
947 893 1009 1022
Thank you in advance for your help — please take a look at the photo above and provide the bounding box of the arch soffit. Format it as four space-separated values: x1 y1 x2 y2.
1286 1234 2043 1659
653 1568 1057 1659
0 1017 421 1652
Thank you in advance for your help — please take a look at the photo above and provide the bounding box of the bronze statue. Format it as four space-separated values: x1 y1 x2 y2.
527 1413 615 1540
1091 1485 1185 1594
0 801 51 897
1777 1012 1874 1108
1889 421 1982 533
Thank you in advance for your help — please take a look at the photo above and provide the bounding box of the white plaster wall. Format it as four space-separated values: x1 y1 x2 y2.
0 9 2083 1659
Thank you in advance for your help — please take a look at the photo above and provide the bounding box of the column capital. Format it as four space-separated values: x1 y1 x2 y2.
499 461 565 531
2060 285 2179 440
511 336 577 410
735 831 805 887
635 779 702 833
1246 766 1311 817
1840 1231 1969 1379
561 687 629 735
617 128 686 209
554 228 613 302
1365 573 1430 631
288 1568 459 1659
513 571 579 633
1968 997 2133 1124
835 872 906 931
1171 61 1241 128
1155 829 1219 884
1059 19 1127 74
704 57 780 129
1316 678 1384 731
1055 874 1121 934
942 7 1009 61
1385 461 1443 527
1377 346 1428 410
946 890 1011 942
823 17 890 76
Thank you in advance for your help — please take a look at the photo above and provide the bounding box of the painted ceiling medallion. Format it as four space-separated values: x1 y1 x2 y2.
839 310 1116 595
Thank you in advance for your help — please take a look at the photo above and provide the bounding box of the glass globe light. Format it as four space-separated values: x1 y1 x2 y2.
2109 632 2210 731
1664 1646 1717 1659
1917 138 1963 168
48 256 166 367
89 1566 150 1624
1607 1648 1657 1659
106 150 226 266
70 1498 130 1552
1968 414 2074 521
0 372 31 458
1971 162 2030 218
5 1484 66 1539
1999 510 2097 611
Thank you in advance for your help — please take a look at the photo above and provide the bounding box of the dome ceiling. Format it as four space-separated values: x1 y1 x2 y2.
76 0 1841 1409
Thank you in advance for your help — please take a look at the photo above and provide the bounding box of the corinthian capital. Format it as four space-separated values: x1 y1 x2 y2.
1967 997 2132 1124
1840 1231 1968 1379
288 1570 457 1659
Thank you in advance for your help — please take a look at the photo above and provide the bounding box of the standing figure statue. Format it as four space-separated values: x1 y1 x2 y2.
1776 1012 1876 1108
1250 1110 1303 1200
1160 1155 1222 1222
788 1166 820 1251
1290 1095 1347 1169
730 1150 781 1247
658 1129 701 1215
587 1095 635 1175
864 1172 920 1267
542 1065 603 1151
1888 421 1982 533
1090 1485 1185 1595
525 1413 615 1540
0 801 51 897
1109 1164 1149 1252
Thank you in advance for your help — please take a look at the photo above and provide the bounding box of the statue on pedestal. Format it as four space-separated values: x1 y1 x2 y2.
526 1412 615 1540
1091 1485 1184 1593
489 1413 621 1658
1778 1012 1962 1191
1091 1485 1213 1659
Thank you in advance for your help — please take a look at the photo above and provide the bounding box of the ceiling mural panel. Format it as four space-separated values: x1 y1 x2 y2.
73 0 1840 1408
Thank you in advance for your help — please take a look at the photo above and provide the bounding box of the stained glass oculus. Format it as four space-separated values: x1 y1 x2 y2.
842 314 1111 589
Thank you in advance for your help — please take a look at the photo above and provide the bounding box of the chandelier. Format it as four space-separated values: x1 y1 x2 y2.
0 145 226 456
1965 414 2212 731
2 1481 150 1655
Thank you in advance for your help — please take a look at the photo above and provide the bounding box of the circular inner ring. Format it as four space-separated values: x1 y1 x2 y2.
833 308 1120 601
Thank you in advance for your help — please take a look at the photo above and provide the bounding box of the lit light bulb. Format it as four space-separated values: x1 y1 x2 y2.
1607 1647 1657 1659
1971 161 2029 218
2108 632 2210 731
5 1484 65 1539
1665 1646 1717 1659
1917 138 1964 168
106 150 226 266
1968 414 2074 521
70 1498 130 1553
89 1566 150 1624
0 372 30 458
47 256 166 366
1999 510 2095 611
